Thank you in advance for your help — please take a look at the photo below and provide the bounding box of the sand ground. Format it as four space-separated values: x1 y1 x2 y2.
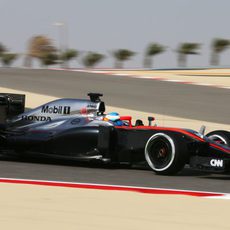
107 69 230 88
0 183 230 230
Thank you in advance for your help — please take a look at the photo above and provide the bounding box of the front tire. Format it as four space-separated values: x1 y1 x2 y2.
145 133 188 175
206 130 230 147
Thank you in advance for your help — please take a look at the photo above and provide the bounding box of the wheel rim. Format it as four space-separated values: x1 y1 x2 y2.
145 133 175 172
208 134 227 145
149 139 172 169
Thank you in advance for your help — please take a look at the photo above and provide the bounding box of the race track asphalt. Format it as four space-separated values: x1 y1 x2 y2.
0 158 230 193
0 68 230 193
0 68 229 124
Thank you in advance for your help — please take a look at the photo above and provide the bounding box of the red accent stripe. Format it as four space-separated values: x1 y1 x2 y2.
116 126 230 154
210 143 230 154
115 126 204 142
0 178 224 197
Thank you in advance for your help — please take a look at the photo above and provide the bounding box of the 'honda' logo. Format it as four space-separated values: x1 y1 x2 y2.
22 115 51 122
210 159 223 167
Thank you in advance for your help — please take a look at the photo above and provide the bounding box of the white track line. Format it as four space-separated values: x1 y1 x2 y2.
51 69 229 90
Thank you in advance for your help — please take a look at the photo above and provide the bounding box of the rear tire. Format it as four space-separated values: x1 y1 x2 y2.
206 130 230 147
145 133 188 175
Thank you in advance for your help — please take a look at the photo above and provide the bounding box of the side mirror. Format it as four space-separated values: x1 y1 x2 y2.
148 116 155 126
199 125 206 137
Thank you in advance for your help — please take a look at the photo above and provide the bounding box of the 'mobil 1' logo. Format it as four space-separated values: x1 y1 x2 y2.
41 105 71 115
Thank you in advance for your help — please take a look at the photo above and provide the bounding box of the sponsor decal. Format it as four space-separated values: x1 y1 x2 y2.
71 118 81 125
41 105 71 115
80 107 87 114
87 103 97 109
22 115 51 122
210 159 223 167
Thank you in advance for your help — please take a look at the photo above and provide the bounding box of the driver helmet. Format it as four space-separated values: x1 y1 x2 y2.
104 112 123 126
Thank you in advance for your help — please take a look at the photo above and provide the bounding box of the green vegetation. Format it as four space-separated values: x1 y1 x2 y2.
1 53 17 67
177 43 200 67
210 38 230 66
2 36 230 68
0 43 7 56
40 53 58 66
27 35 57 67
60 49 78 67
0 43 18 67
112 49 135 68
82 52 104 67
144 43 165 68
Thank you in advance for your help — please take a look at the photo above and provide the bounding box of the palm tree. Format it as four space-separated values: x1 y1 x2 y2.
27 35 57 67
112 49 135 69
144 43 165 68
60 49 78 68
1 53 17 67
40 53 58 66
0 43 6 56
82 52 104 68
177 43 200 67
210 38 230 66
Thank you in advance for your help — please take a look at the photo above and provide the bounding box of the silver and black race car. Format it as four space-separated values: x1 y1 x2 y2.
0 93 229 175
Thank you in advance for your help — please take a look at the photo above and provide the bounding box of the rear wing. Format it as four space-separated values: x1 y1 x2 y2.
0 93 25 124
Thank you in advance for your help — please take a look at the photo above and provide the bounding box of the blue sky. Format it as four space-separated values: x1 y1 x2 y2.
1 0 230 68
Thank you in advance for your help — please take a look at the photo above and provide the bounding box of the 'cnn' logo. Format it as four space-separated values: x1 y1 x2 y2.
210 159 223 167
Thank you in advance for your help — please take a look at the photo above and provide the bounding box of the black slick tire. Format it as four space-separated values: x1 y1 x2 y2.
145 133 188 175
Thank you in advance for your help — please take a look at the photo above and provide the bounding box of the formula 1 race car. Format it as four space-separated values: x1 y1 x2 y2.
0 93 229 175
